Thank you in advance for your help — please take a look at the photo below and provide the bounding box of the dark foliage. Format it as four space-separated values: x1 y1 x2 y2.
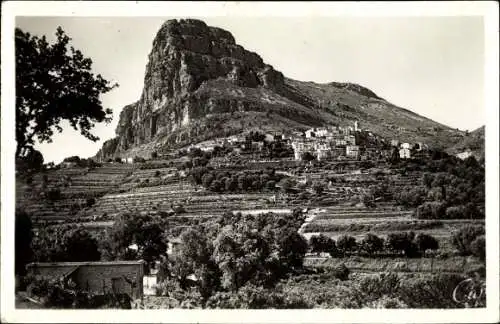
15 27 118 157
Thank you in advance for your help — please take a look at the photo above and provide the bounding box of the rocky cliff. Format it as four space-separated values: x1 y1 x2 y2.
96 19 464 160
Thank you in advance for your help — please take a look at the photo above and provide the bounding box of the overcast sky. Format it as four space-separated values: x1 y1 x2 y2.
15 14 485 163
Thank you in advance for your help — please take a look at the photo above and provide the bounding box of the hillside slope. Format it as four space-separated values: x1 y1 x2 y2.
447 125 485 160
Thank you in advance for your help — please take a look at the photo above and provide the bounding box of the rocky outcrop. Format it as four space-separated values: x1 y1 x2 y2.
95 18 462 160
97 18 287 159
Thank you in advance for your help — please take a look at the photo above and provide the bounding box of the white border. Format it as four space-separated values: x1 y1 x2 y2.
2 1 499 323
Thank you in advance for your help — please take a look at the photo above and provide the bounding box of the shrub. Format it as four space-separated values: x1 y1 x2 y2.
309 234 335 254
63 156 81 163
86 197 96 208
133 156 146 163
397 273 465 308
336 235 357 256
205 284 311 309
385 232 418 257
46 188 61 201
366 295 408 309
452 225 485 255
359 233 384 255
331 263 350 281
470 235 485 261
414 233 439 255
394 186 428 208
445 205 466 219
15 209 33 275
415 201 446 219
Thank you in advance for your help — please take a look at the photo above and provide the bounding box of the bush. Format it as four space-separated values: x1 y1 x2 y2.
86 197 96 208
359 233 384 255
452 225 485 255
63 156 81 163
331 263 350 281
46 188 61 201
366 295 408 309
415 201 446 219
133 156 146 163
385 232 419 257
336 235 357 256
393 186 426 208
309 234 335 254
470 235 485 261
205 284 311 309
414 233 439 255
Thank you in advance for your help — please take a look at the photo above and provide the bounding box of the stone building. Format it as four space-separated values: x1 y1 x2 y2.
346 145 360 159
456 150 473 160
291 140 315 160
26 260 146 299
399 147 411 159
344 135 356 146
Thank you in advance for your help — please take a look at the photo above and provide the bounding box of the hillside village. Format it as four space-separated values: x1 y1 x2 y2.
13 18 486 311
106 121 433 166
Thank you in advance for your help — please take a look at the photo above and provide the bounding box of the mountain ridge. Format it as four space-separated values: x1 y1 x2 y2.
95 18 466 160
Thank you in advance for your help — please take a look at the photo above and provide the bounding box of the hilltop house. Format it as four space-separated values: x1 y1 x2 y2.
344 135 356 146
264 132 284 143
335 138 347 146
305 129 316 139
315 142 333 161
314 128 329 138
399 143 412 159
26 260 146 300
456 150 473 160
291 140 315 160
331 147 346 159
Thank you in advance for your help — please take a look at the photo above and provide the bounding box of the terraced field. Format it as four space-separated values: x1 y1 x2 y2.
16 164 135 223
300 202 484 252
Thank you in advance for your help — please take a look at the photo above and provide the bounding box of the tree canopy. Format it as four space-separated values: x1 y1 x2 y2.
15 27 118 157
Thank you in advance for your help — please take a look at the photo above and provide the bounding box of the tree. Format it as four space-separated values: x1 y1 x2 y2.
15 209 34 275
108 213 167 267
31 225 100 262
277 230 308 270
470 235 485 261
301 151 316 162
360 233 384 255
452 225 485 256
386 232 418 257
278 178 295 193
16 148 44 172
61 228 101 262
202 172 215 188
224 177 238 192
309 234 335 254
312 181 326 195
336 235 357 256
389 147 400 164
15 27 118 157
